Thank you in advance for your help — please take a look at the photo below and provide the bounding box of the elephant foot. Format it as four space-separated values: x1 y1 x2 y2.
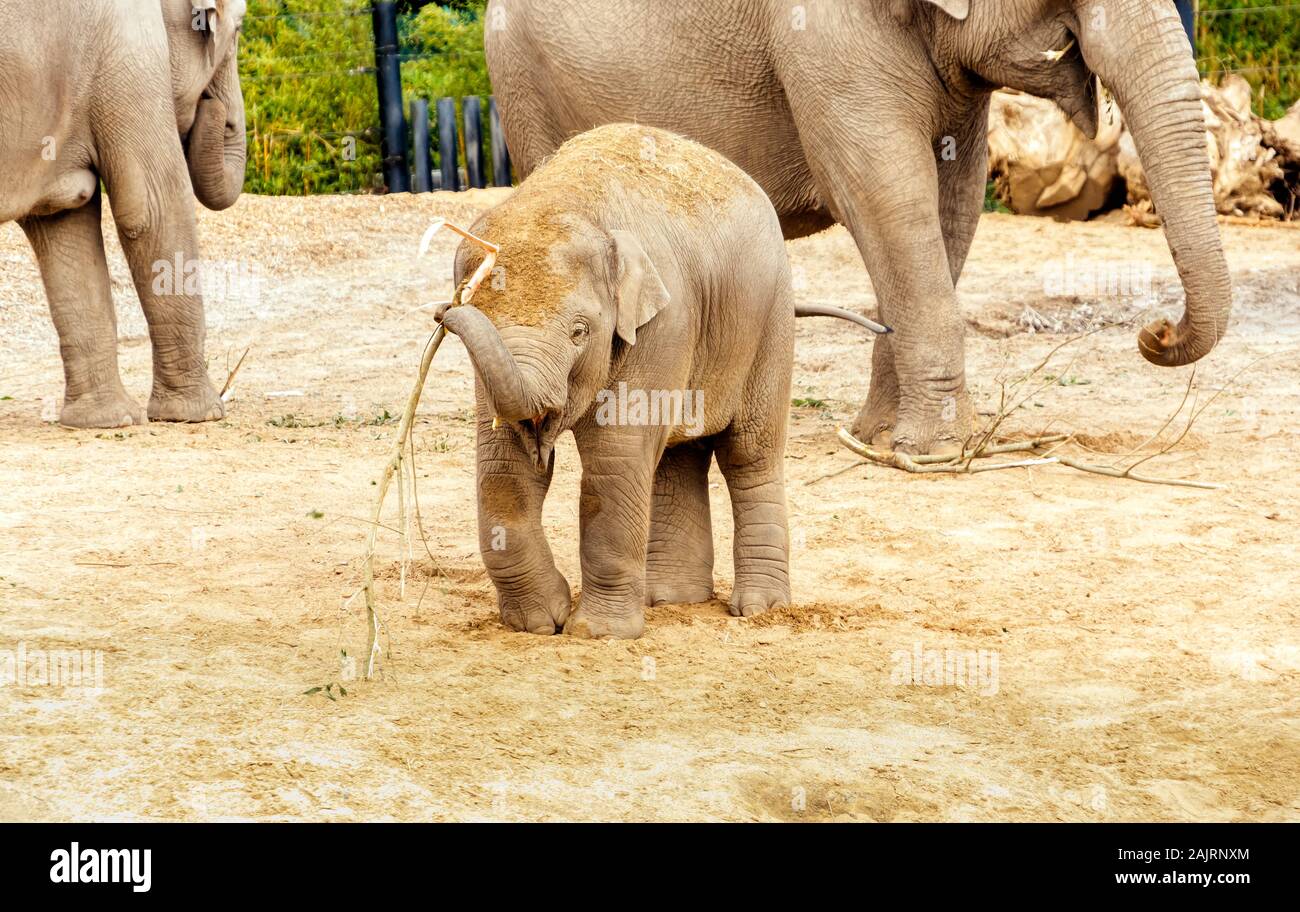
563 601 645 640
497 570 571 636
729 583 789 619
644 572 714 607
60 388 148 429
149 379 226 424
850 403 897 451
851 393 971 459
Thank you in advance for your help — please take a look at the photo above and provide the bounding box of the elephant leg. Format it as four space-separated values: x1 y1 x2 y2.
858 336 901 449
475 408 570 635
831 138 974 457
715 323 791 618
716 425 790 619
106 173 224 423
861 103 989 451
565 426 664 639
19 193 147 429
645 442 715 607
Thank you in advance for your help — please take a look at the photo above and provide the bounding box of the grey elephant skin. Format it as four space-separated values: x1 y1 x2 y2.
0 0 247 428
486 0 1232 456
440 124 799 639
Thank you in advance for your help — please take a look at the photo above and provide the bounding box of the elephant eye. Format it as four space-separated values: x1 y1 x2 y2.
571 320 589 343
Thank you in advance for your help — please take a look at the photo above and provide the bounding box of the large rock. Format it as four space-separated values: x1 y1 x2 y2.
987 89 1123 221
1272 99 1300 152
988 76 1299 223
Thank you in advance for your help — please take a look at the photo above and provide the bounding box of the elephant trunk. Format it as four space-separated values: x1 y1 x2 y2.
1077 0 1231 366
440 305 537 421
187 51 246 211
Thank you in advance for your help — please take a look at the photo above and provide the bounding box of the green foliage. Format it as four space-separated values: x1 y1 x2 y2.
238 1 1299 196
240 1 380 194
402 1 498 184
239 0 489 195
984 180 1011 214
1198 1 1300 120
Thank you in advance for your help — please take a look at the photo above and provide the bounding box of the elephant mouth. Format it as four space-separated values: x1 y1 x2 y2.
509 408 564 473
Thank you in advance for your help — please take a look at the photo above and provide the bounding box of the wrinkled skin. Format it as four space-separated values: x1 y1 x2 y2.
486 0 1232 456
444 125 794 639
0 0 247 428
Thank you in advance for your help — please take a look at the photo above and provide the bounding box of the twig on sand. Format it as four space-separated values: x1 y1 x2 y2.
220 346 251 402
74 561 178 568
361 325 446 680
836 428 1065 474
1051 454 1223 490
825 330 1280 491
804 459 871 486
837 426 1224 488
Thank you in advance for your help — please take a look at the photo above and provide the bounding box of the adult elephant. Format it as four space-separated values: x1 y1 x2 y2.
0 0 246 428
485 0 1231 456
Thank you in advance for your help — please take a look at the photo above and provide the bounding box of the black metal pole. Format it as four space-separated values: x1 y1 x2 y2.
437 97 460 192
489 96 512 188
410 99 431 193
1175 0 1196 58
463 96 486 190
371 1 409 193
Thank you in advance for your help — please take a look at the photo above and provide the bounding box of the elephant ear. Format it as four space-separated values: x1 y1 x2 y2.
609 230 671 346
920 0 970 19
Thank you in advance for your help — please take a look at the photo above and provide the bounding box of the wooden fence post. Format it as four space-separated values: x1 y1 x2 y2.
463 96 487 189
371 1 409 193
437 97 460 192
1175 0 1196 58
410 99 431 193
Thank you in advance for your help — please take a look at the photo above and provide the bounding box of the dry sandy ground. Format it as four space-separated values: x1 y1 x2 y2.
1 190 1298 822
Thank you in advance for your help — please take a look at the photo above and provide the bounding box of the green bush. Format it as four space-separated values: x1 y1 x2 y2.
1199 0 1300 120
240 1 381 194
240 0 490 195
239 1 1300 196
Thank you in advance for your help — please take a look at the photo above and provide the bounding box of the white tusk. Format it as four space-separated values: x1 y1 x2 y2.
492 417 501 430
419 216 501 305
1042 38 1076 62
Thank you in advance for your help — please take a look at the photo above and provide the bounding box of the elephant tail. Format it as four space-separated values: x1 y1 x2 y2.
794 304 892 335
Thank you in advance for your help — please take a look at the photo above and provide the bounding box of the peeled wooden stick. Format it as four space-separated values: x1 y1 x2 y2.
917 436 1067 465
419 218 500 305
837 428 1066 474
358 216 501 679
362 325 446 680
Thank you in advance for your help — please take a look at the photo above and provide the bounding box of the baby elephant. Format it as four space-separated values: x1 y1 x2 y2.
440 124 875 638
